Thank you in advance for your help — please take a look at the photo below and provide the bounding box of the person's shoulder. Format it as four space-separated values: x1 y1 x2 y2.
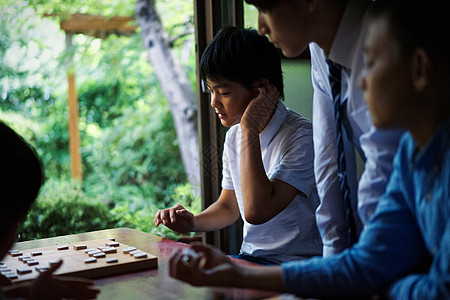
390 131 415 169
224 124 239 142
277 107 313 140
284 108 312 129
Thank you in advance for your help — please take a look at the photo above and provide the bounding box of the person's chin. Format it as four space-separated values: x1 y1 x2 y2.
220 119 238 128
282 49 302 58
279 44 307 58
219 119 230 127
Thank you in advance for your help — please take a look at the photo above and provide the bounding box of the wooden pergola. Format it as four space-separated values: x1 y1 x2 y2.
52 14 137 181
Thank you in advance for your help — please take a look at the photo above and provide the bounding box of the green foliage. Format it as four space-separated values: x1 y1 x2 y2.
2 0 200 241
18 179 121 241
81 95 186 209
17 180 201 242
110 182 201 240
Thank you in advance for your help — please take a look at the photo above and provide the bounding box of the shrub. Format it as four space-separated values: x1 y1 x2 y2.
18 179 122 241
18 179 201 242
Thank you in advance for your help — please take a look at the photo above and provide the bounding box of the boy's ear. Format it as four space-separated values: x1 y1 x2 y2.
411 48 432 92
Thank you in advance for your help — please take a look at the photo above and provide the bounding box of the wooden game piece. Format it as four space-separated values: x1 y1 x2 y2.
1 269 12 274
122 247 136 254
9 251 23 257
26 260 39 266
19 257 32 262
106 257 118 264
93 252 106 258
84 258 97 264
2 271 14 275
4 273 18 280
49 260 60 267
57 245 69 250
84 248 97 253
134 252 148 259
101 247 117 254
129 250 142 256
74 244 88 250
36 267 50 273
87 250 102 257
107 237 115 241
17 268 32 275
105 241 120 247
31 251 42 256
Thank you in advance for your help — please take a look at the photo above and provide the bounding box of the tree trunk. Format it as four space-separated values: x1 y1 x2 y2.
135 0 200 188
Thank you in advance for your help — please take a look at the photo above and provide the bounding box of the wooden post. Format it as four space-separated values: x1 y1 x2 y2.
66 33 82 181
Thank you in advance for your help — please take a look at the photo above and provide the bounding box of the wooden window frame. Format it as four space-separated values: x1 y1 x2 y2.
193 0 244 254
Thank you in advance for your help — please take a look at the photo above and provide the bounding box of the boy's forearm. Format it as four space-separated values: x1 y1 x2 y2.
239 129 280 224
239 128 298 224
236 264 285 292
194 192 239 232
240 130 273 205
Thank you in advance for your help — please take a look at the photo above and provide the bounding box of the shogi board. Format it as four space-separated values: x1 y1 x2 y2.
1 239 157 283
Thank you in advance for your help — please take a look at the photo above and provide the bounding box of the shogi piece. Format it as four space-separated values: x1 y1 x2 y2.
105 242 120 247
74 244 88 250
84 258 97 264
17 268 32 275
106 258 118 264
122 247 136 254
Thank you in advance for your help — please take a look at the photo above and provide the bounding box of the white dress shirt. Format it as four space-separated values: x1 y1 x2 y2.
311 0 405 256
222 101 323 263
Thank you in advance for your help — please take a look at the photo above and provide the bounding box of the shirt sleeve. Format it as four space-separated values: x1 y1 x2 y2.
270 126 316 199
357 125 404 224
281 146 428 299
388 218 450 300
221 128 235 191
310 43 348 256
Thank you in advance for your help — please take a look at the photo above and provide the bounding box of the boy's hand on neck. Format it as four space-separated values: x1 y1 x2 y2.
240 83 279 137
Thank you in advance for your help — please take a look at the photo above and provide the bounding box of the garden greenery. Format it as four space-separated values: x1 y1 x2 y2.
1 0 200 241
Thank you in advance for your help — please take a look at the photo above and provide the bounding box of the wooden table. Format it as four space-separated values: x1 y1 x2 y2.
11 228 292 300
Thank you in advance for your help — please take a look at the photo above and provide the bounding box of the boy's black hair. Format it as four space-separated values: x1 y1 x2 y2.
200 26 284 99
244 0 348 12
0 121 44 240
368 0 450 74
244 0 279 11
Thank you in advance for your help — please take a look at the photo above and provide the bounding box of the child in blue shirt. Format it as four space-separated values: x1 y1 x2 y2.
168 1 450 299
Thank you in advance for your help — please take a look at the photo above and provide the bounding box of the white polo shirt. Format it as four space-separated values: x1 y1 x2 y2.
222 101 322 263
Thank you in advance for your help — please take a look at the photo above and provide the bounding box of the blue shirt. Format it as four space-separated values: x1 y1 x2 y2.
222 101 322 263
282 118 450 299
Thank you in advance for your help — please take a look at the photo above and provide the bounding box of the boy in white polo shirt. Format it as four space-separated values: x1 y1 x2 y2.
154 26 322 264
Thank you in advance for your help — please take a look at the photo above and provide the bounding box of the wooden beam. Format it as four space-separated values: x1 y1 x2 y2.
62 14 136 39
60 14 136 31
45 13 137 39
